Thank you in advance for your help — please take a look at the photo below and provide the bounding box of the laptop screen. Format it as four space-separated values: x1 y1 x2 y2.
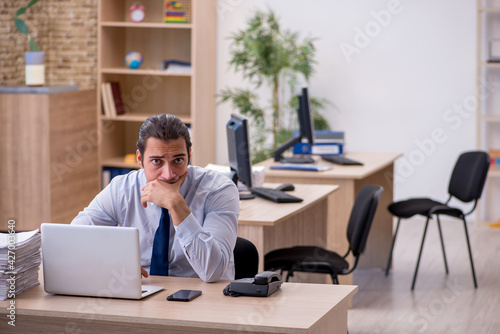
41 223 145 299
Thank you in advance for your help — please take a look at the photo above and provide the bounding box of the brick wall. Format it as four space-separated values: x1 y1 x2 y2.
0 0 97 89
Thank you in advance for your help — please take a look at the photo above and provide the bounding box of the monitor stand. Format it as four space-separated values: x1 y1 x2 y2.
230 171 255 200
239 192 255 200
280 156 315 164
273 135 314 164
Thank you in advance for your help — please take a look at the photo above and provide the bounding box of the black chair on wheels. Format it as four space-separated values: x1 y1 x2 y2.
233 237 259 280
385 151 490 290
264 185 384 284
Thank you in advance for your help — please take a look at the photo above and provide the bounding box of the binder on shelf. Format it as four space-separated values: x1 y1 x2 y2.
293 130 345 156
101 168 134 188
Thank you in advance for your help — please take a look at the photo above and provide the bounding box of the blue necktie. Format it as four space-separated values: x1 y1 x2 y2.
150 208 170 276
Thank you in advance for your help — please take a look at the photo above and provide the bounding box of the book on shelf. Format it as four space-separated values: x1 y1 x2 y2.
105 82 117 117
100 82 112 117
101 82 126 117
109 81 125 115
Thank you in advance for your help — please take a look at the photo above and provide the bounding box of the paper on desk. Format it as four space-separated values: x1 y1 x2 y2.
205 164 265 190
0 229 41 300
0 229 40 248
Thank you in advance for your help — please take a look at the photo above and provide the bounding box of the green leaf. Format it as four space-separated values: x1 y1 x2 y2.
26 0 39 8
15 7 27 17
15 0 37 17
15 18 29 35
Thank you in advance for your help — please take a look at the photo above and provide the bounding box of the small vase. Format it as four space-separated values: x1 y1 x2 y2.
25 51 45 86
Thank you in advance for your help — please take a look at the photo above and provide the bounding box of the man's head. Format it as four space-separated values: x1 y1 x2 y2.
136 114 192 183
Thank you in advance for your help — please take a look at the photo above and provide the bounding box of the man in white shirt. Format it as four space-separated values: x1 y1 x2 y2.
71 114 239 282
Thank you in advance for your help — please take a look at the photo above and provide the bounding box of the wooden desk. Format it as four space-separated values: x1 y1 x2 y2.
257 152 401 272
238 183 338 283
0 276 357 334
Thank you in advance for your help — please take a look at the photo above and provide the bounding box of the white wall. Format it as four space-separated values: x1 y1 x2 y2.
215 0 477 204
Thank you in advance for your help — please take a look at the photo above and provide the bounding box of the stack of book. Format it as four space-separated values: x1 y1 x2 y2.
164 1 188 23
101 81 125 117
163 60 191 73
0 230 42 300
488 149 500 167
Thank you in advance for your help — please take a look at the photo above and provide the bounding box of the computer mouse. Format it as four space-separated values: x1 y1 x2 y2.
275 183 295 192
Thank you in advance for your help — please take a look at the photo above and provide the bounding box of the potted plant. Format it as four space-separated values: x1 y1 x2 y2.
219 9 330 163
15 0 44 86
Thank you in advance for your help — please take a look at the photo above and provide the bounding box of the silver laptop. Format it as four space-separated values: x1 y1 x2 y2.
41 223 163 299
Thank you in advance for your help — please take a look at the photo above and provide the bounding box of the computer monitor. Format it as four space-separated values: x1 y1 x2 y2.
273 87 315 163
227 113 255 200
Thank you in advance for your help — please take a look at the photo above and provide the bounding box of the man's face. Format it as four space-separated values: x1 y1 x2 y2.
137 137 190 183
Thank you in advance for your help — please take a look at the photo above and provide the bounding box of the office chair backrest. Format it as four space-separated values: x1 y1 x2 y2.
448 151 490 203
233 237 259 279
347 185 384 257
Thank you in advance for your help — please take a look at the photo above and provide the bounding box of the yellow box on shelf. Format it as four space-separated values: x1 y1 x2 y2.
124 153 137 165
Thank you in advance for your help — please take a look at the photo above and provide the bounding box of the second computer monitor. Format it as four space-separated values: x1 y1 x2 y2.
298 87 314 146
273 87 315 162
226 113 255 199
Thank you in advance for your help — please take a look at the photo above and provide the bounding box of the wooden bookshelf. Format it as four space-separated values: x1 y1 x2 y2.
477 0 500 222
97 0 216 182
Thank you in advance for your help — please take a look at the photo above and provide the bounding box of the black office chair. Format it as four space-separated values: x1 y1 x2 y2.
264 185 384 284
385 151 490 290
233 237 259 279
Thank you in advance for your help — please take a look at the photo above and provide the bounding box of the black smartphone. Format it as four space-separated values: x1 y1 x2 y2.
166 289 202 302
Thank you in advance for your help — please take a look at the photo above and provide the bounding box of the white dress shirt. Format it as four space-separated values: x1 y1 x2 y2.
71 165 239 282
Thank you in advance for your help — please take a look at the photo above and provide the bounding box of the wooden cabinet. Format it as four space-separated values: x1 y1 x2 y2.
0 88 99 231
477 1 500 222
97 0 216 181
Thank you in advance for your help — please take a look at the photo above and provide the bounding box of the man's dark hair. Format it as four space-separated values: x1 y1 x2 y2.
136 114 192 160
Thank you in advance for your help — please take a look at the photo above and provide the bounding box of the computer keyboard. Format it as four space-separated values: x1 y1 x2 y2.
321 155 363 166
250 187 303 203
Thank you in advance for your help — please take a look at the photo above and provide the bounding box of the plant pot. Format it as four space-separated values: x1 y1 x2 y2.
25 51 45 86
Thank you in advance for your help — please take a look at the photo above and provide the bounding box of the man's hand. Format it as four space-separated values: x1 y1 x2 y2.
140 172 191 226
140 172 187 209
141 267 149 278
